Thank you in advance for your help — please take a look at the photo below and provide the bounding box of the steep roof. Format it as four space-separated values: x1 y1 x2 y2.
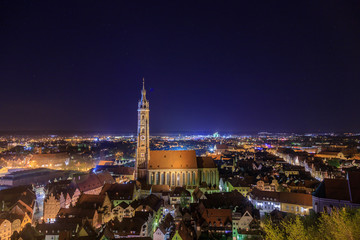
250 188 312 206
100 183 135 201
0 186 36 210
313 173 360 204
201 208 232 226
75 194 106 209
149 150 198 169
140 194 163 212
215 144 228 150
57 207 96 219
170 187 191 197
227 177 251 188
151 185 171 193
109 217 147 236
36 218 81 233
73 172 114 193
97 171 115 185
46 180 75 198
196 157 216 168
73 174 103 192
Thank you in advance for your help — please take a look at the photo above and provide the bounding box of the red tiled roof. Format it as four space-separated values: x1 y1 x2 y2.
250 188 312 206
149 150 197 169
324 179 349 201
215 144 228 150
202 208 232 226
196 157 216 168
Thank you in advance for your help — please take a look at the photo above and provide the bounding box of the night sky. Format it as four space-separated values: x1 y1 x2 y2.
1 1 360 134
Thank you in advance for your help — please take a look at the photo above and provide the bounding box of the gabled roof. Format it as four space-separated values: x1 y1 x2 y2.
170 187 190 197
192 187 204 201
151 185 171 193
100 183 135 201
57 207 96 219
0 185 35 210
174 221 194 240
36 218 82 233
75 194 106 209
201 208 232 226
227 177 251 188
196 157 216 168
215 144 228 150
313 172 360 204
149 150 198 169
97 171 115 184
73 172 114 193
46 180 74 197
117 201 129 209
109 216 147 236
139 194 163 212
73 174 103 192
250 188 312 206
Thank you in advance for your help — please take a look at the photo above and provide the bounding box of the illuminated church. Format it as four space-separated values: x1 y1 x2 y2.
135 80 219 187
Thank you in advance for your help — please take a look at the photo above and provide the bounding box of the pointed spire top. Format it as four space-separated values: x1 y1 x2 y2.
142 77 145 91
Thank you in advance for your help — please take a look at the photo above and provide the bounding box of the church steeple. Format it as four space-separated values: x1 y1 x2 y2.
136 78 150 181
139 78 149 109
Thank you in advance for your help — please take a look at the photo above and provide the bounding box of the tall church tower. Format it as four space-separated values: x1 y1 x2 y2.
136 78 150 181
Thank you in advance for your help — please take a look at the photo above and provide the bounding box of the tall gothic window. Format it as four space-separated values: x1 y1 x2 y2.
156 172 160 185
151 173 154 184
161 173 165 185
167 173 170 185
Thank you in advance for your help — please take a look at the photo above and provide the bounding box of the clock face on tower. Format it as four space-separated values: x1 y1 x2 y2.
141 136 145 141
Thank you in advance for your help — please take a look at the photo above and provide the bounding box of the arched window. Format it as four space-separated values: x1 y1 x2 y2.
172 173 175 186
161 172 165 185
167 173 170 186
156 172 160 185
182 173 186 186
187 172 191 185
192 172 196 185
177 173 180 186
151 173 154 184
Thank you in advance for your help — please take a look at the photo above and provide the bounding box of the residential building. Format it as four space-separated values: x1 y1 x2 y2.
312 172 360 213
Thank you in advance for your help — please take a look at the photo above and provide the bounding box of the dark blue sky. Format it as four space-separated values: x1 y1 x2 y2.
0 1 359 133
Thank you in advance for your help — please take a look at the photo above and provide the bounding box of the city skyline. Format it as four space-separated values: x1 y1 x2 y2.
1 2 360 239
1 1 359 133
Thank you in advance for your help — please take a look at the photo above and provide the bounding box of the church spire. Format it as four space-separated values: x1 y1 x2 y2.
139 78 148 109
